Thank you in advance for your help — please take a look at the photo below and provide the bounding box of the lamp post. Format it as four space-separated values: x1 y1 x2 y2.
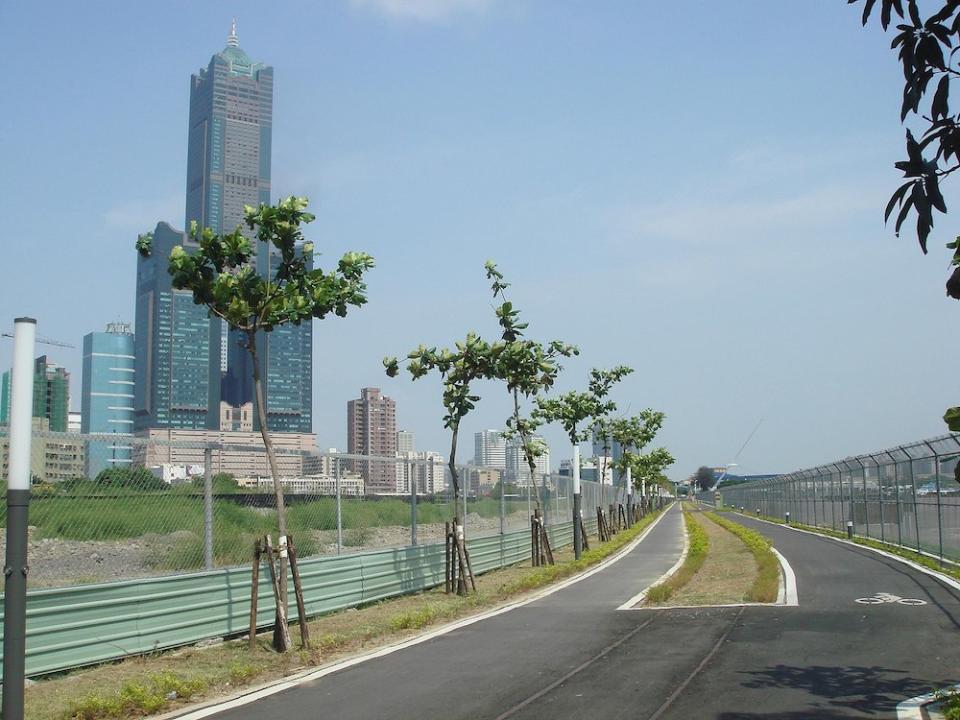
4 317 36 720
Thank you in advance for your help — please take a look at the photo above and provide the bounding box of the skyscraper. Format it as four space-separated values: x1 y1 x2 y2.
82 323 135 476
505 434 550 484
347 388 397 493
134 22 312 434
134 223 212 431
0 356 70 432
185 21 312 432
474 430 507 469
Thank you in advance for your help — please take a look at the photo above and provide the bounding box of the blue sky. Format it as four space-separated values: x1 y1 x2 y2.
1 0 955 479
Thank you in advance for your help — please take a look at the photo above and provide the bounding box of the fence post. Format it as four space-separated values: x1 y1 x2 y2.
499 471 506 535
892 451 902 548
909 456 921 553
335 461 343 555
409 459 417 547
934 451 945 564
204 447 214 571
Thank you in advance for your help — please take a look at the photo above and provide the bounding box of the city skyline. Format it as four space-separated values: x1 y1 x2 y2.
3 4 958 480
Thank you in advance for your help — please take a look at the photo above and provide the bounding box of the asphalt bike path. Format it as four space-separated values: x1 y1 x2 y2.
517 513 960 720
183 506 960 719
188 504 686 720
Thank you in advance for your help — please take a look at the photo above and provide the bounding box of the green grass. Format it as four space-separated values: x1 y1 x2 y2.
20 494 531 571
66 671 206 719
704 511 780 602
645 507 708 603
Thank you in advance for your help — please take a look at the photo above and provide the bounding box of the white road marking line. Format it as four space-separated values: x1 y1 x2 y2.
617 510 689 610
772 547 798 606
897 683 960 719
165 506 678 720
735 512 960 593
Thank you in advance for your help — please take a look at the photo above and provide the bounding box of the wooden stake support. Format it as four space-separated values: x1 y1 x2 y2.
263 535 291 653
249 538 261 650
287 534 310 649
580 515 590 551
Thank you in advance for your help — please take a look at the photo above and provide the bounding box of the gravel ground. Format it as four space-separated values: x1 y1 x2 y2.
7 511 532 589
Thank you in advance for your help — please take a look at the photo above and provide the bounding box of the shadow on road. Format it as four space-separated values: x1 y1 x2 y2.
734 664 955 716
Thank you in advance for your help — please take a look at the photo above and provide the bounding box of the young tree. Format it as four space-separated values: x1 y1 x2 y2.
627 447 676 508
485 262 577 564
693 465 716 492
848 1 960 429
384 333 500 592
137 196 374 649
611 410 666 515
535 366 633 558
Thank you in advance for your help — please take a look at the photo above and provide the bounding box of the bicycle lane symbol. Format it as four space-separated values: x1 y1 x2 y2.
855 592 927 606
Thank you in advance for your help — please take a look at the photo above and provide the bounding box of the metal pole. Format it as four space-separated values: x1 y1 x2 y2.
4 317 36 720
203 447 214 571
910 456 921 553
409 459 417 547
335 461 343 555
500 470 506 535
573 445 582 559
934 452 945 563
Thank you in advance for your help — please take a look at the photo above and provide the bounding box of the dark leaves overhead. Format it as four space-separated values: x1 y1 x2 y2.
850 0 960 259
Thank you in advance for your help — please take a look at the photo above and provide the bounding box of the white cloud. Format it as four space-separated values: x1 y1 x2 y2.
349 0 494 22
102 196 181 231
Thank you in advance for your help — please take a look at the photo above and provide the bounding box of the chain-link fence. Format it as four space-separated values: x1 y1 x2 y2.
705 434 960 563
0 429 634 589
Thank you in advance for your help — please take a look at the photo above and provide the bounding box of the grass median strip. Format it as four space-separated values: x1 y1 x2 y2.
30 509 667 720
703 511 780 603
645 506 708 603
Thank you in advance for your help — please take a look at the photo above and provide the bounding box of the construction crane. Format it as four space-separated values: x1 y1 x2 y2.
1 332 75 349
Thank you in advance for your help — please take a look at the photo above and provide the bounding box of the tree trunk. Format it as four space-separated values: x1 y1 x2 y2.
512 391 544 513
447 421 475 593
248 335 290 649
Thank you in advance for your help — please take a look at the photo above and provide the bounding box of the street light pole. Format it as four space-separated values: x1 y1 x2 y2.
4 317 36 720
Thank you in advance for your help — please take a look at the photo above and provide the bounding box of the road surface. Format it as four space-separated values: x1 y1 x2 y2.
187 505 960 720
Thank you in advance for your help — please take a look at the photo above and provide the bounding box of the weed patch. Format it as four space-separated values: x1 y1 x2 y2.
645 506 707 603
704 512 779 602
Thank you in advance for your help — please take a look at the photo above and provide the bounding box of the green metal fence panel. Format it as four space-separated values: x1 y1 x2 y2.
0 521 585 680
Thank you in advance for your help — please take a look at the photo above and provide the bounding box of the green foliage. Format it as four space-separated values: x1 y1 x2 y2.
850 1 960 428
628 447 676 491
191 472 239 494
484 262 577 505
138 197 374 333
94 466 167 491
693 466 716 492
535 366 633 447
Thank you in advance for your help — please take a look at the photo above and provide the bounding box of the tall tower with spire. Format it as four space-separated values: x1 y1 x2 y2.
183 22 312 433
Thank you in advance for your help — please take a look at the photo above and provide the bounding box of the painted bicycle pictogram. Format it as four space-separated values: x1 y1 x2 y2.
855 592 926 606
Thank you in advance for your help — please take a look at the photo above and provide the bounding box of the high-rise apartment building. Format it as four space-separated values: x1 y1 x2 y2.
347 388 397 493
185 21 312 432
397 429 415 455
134 223 212 431
474 430 507 469
505 434 550 485
82 323 135 476
1 356 71 432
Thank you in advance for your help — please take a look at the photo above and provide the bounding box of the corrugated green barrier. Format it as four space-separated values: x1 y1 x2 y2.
0 517 599 679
